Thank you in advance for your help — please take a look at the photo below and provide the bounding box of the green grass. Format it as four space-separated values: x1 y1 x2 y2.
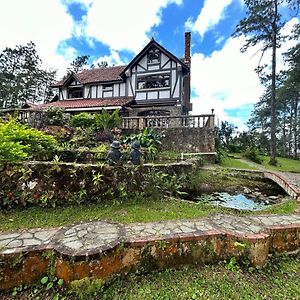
220 156 258 170
101 254 300 300
261 156 300 173
0 197 297 231
226 153 300 173
94 254 300 300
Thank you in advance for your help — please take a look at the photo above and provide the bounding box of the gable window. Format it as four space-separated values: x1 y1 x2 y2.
68 86 83 99
137 74 170 90
147 48 160 64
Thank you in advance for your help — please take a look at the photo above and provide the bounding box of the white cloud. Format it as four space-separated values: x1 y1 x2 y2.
191 18 299 130
92 49 127 67
192 0 234 38
0 0 75 77
191 36 264 130
83 0 182 53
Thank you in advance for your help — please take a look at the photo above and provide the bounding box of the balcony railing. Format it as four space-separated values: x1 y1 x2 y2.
0 109 215 130
121 114 215 129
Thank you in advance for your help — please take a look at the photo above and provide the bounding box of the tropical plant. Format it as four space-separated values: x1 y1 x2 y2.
70 112 95 128
94 109 122 131
0 118 57 162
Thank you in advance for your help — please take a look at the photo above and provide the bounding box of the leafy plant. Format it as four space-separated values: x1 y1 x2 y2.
94 109 121 131
93 144 108 160
70 113 95 128
47 107 70 126
122 128 164 161
244 147 263 164
0 118 57 162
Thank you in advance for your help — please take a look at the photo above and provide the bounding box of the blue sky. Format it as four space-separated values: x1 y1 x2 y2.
0 0 298 130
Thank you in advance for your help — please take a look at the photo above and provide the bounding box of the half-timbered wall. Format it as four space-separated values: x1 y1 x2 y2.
126 48 182 104
58 47 183 108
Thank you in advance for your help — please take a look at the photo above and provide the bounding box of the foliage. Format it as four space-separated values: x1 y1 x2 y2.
67 55 90 74
94 109 122 131
233 0 300 164
47 107 70 126
0 41 56 108
69 277 104 300
218 121 236 149
0 118 57 162
244 147 263 164
94 144 108 160
70 112 95 128
122 128 164 161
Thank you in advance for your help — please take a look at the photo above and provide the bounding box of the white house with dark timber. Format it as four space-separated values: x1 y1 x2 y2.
29 32 192 117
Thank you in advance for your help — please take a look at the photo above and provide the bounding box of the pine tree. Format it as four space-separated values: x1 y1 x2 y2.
233 0 299 165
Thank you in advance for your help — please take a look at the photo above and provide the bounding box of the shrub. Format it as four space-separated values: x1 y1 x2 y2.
94 144 108 160
47 107 70 126
0 118 57 162
94 109 122 131
122 128 164 161
70 113 95 128
244 147 263 164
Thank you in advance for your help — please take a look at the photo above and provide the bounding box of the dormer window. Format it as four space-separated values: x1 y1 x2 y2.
147 48 160 64
68 86 83 99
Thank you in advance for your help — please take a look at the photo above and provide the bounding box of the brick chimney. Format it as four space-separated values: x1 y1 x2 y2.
184 32 191 64
183 32 192 113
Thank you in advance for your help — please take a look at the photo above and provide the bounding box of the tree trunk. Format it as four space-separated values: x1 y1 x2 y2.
269 0 278 165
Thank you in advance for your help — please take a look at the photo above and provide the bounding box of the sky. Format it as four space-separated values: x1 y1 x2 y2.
0 0 298 130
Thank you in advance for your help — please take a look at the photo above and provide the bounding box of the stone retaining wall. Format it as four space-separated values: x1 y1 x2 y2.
122 127 216 153
1 219 300 290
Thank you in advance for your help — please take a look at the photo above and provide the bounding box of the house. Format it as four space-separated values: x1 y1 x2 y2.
28 32 192 117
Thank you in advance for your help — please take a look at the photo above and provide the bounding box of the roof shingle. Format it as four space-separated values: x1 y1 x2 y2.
29 97 133 110
53 65 127 87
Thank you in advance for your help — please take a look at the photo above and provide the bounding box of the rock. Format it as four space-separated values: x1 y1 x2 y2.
243 187 252 194
269 196 279 200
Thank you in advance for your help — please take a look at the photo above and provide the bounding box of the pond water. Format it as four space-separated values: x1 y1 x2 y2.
193 192 270 211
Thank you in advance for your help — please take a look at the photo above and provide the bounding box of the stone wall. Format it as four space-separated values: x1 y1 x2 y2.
123 127 216 153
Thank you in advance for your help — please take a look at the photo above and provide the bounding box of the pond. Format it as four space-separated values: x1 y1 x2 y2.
193 192 270 211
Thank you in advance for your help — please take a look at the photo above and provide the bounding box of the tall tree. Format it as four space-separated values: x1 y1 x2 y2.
67 55 90 74
233 0 299 165
0 42 57 108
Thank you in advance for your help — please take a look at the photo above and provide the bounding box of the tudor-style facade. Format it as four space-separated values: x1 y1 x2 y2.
33 32 192 116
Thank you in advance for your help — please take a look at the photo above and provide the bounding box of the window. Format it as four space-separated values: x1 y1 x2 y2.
147 48 160 64
68 87 83 98
103 84 113 91
137 74 170 90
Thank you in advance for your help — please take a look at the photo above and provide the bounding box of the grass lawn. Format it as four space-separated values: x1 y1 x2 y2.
220 155 258 170
0 197 296 231
261 156 300 173
227 152 300 173
96 254 300 300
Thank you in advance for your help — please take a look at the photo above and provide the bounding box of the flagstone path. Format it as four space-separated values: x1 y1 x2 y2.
1 213 300 256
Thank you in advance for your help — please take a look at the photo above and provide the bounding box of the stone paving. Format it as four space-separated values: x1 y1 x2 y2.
1 213 300 256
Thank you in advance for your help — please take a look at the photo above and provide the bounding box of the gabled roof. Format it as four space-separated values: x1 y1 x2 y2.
52 65 126 87
26 97 133 110
119 38 189 78
52 38 189 88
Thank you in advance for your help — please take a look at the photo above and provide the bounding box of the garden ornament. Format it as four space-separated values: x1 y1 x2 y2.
129 140 142 165
106 141 121 164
